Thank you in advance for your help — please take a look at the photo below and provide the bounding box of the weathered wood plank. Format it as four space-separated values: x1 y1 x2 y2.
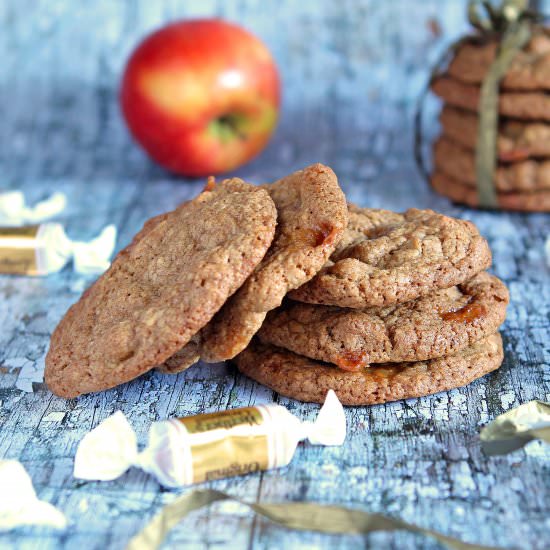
0 0 549 549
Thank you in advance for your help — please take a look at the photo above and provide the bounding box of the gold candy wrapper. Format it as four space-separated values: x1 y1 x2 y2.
0 225 42 275
73 391 346 487
178 407 269 483
481 400 550 455
0 223 116 276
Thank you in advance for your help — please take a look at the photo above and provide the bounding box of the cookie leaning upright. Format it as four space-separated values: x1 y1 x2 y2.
289 205 492 308
159 163 348 372
45 179 277 398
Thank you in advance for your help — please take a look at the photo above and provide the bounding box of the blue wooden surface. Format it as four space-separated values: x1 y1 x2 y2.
0 1 549 549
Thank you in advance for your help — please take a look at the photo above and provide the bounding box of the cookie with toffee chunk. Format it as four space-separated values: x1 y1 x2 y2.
159 163 348 373
289 205 491 308
259 272 508 368
45 178 277 398
235 334 503 406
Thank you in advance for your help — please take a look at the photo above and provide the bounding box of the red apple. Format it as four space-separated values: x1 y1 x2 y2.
120 19 280 177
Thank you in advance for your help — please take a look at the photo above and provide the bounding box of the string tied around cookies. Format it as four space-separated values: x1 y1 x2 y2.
414 0 542 208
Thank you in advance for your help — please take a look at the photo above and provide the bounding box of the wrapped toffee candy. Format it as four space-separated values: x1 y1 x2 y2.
74 390 346 487
0 223 116 276
0 460 67 531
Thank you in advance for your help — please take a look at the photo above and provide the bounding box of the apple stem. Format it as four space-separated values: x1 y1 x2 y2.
209 114 247 142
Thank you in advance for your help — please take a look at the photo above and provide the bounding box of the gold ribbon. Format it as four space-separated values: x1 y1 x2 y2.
126 489 501 550
415 0 539 208
471 0 534 207
481 400 550 455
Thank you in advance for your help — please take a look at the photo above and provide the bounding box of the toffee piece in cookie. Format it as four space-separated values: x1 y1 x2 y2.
259 272 508 368
45 178 277 398
159 163 348 373
235 334 504 406
289 205 491 308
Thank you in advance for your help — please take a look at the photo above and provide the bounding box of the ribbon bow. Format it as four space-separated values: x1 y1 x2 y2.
468 0 536 33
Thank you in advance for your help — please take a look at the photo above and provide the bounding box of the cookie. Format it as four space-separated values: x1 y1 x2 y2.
434 135 550 192
159 336 200 373
259 272 508 368
45 178 277 398
448 31 550 91
159 163 348 373
440 105 550 161
235 333 503 406
431 76 550 121
431 170 550 212
289 205 491 308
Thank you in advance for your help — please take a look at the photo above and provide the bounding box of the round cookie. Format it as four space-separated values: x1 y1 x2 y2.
288 205 492 308
431 76 550 121
439 105 550 161
235 333 504 406
431 171 550 212
45 178 277 398
448 31 550 91
259 272 508 368
434 136 550 192
159 163 348 373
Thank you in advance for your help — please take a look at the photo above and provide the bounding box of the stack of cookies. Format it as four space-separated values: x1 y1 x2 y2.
430 29 550 212
45 164 508 406
236 205 508 405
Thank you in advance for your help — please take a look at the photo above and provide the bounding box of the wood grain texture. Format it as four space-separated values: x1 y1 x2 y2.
0 1 549 549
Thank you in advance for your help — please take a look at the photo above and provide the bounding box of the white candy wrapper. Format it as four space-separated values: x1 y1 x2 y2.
0 191 67 226
74 390 346 488
0 460 67 531
0 223 117 276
